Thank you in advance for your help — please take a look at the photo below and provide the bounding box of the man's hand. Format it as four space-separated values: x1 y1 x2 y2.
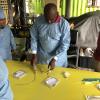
48 58 56 70
31 54 37 66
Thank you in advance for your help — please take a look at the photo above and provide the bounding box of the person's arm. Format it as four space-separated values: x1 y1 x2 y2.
10 30 16 51
48 20 70 69
54 20 70 59
0 57 8 91
0 57 13 100
30 21 38 66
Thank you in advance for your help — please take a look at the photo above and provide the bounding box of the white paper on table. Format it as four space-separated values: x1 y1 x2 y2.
13 70 26 78
86 96 100 100
45 77 59 87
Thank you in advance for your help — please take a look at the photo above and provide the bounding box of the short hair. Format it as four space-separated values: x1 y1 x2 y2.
44 3 57 14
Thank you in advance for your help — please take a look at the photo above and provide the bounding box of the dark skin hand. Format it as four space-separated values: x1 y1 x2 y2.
31 55 56 70
48 58 56 70
31 54 37 66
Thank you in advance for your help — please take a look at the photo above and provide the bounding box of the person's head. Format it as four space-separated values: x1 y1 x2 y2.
44 3 58 23
0 7 6 26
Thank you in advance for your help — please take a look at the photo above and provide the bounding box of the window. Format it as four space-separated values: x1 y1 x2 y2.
88 0 100 7
0 0 8 17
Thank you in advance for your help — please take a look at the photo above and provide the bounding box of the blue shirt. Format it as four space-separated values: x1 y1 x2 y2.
0 25 16 60
30 16 70 67
0 57 13 100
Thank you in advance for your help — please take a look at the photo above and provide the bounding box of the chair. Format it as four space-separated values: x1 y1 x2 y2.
67 29 79 67
12 37 26 60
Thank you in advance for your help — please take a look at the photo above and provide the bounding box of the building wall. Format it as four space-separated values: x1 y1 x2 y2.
44 0 60 12
44 0 57 5
70 0 100 17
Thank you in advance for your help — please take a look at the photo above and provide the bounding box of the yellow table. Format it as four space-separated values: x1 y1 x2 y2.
6 60 100 100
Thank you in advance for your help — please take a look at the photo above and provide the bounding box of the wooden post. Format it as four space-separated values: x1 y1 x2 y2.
7 0 13 24
65 0 71 18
